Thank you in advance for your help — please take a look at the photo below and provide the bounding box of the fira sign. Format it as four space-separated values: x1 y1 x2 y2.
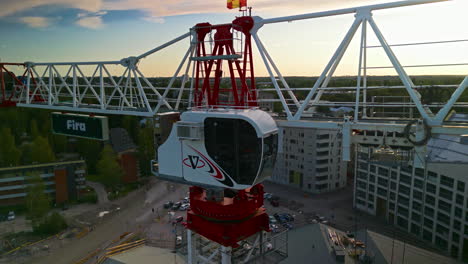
51 112 109 140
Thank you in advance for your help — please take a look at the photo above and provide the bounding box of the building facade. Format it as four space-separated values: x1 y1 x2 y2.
354 146 468 262
0 160 86 205
271 126 347 194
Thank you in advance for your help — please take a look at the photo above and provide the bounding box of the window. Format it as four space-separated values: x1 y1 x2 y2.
368 194 374 201
370 165 376 173
399 185 410 196
390 192 396 200
391 170 397 179
359 162 368 170
316 183 328 190
439 187 453 201
453 219 461 230
438 200 451 214
378 167 389 176
411 224 420 235
436 224 449 236
437 212 450 225
455 207 462 218
413 190 423 201
414 179 423 189
413 201 422 212
425 195 435 206
377 188 387 197
426 183 436 194
358 171 367 180
400 174 411 185
389 202 395 211
390 181 397 190
317 151 329 156
401 165 412 174
377 178 388 187
411 212 421 222
317 159 328 165
370 175 375 182
440 175 454 188
398 195 409 207
424 217 434 229
397 216 408 229
316 142 329 148
423 229 433 242
427 171 438 183
452 232 460 243
317 134 329 140
369 184 375 192
435 236 448 251
451 246 459 258
424 206 434 218
415 168 424 178
316 167 328 173
456 194 464 206
316 176 328 181
457 181 465 192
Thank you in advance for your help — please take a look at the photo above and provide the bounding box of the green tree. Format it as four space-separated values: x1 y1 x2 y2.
34 212 67 235
77 139 102 174
0 127 21 167
30 136 55 163
25 174 51 227
30 119 40 139
138 126 155 176
97 144 123 188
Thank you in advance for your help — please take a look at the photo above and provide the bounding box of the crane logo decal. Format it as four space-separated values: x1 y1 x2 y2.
184 146 234 187
183 156 206 169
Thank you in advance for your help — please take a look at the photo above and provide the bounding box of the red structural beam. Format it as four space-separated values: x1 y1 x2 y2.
0 63 42 108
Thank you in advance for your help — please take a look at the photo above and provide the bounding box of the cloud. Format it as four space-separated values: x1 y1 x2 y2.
76 15 104 29
0 0 102 17
103 0 384 19
19 16 52 28
143 16 165 24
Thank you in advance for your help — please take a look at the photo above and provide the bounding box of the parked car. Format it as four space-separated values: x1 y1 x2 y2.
172 202 182 210
270 224 280 233
270 200 279 207
183 197 189 203
281 213 294 222
264 193 273 200
164 201 174 209
7 211 15 221
179 204 190 211
173 216 184 225
269 215 277 224
282 222 293 229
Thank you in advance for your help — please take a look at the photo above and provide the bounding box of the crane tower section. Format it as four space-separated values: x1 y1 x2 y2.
192 16 257 107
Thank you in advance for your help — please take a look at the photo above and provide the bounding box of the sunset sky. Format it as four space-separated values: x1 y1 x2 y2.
0 0 467 77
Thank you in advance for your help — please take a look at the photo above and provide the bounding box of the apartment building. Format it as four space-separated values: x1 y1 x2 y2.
271 126 347 194
354 134 468 262
0 160 86 205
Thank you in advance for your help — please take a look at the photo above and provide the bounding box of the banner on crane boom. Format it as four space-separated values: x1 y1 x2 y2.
227 0 247 9
51 112 109 141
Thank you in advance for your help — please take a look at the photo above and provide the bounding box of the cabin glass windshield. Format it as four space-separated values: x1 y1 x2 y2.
204 118 261 185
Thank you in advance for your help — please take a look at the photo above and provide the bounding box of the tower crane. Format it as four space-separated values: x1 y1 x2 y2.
1 0 468 263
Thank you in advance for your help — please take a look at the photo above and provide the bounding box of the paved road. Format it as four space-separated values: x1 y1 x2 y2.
20 179 188 264
263 181 447 257
86 181 109 205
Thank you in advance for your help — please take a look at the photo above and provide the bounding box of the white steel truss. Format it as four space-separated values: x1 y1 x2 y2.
251 0 467 126
15 0 467 123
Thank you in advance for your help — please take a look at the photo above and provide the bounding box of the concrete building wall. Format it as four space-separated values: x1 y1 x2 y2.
270 126 347 194
0 161 86 205
354 149 468 262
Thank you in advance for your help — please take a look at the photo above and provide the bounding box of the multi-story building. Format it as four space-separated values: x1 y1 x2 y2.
0 160 86 205
271 126 347 194
354 132 468 262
